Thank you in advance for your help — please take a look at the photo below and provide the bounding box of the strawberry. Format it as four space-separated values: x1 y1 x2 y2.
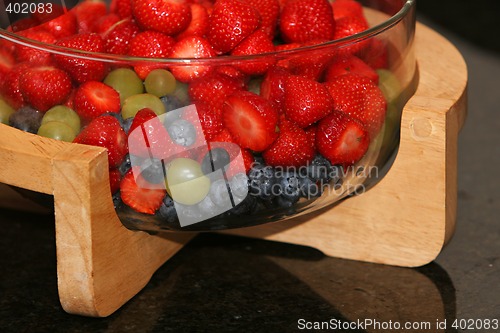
279 0 335 43
222 91 279 152
120 170 166 214
260 66 290 114
325 54 379 84
0 64 28 109
357 38 388 70
214 66 248 81
132 0 192 36
283 75 334 128
128 108 173 160
15 30 56 65
72 0 108 33
263 119 315 167
189 72 245 110
110 0 133 19
19 66 73 112
73 81 121 122
0 49 15 80
93 14 121 34
325 73 387 139
207 0 260 54
176 3 209 40
103 18 140 55
287 40 334 81
195 103 224 140
73 114 128 168
331 0 364 21
37 11 78 39
333 15 369 56
54 33 109 84
128 31 176 79
169 36 217 83
8 17 39 33
315 110 369 166
244 0 280 39
230 30 276 75
109 168 122 194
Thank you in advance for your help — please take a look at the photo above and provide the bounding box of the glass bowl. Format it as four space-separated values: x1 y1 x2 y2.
0 0 417 232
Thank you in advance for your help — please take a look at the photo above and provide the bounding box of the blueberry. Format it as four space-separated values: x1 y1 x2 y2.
229 172 249 200
209 178 232 208
228 194 256 216
167 119 197 147
107 112 134 135
140 158 165 184
160 95 183 112
248 164 276 200
112 191 122 209
278 171 301 203
9 106 43 134
157 195 178 224
119 154 132 175
201 147 231 175
197 194 219 216
299 177 321 199
276 196 296 208
304 155 334 183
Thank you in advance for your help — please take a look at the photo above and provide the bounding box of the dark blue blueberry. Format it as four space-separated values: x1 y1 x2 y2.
248 164 276 200
112 191 122 210
201 147 231 175
157 195 178 224
304 155 334 183
228 194 257 216
140 158 165 184
275 196 296 209
299 177 321 199
107 112 133 135
166 119 197 147
9 106 43 134
278 171 301 203
160 95 183 112
119 154 132 176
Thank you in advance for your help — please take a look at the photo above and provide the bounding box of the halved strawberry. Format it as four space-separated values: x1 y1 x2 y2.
325 54 379 84
207 0 261 53
284 75 334 128
120 170 166 215
73 81 121 122
15 30 56 65
263 119 316 167
325 73 387 139
244 0 280 39
169 36 217 83
230 30 276 75
188 71 245 110
316 110 370 166
176 3 209 40
128 31 176 79
103 18 140 55
279 0 335 43
19 66 73 112
132 0 191 36
223 91 279 152
74 114 128 168
54 33 109 84
260 66 290 114
72 0 108 33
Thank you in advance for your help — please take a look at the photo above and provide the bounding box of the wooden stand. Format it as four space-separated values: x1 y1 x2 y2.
0 23 467 317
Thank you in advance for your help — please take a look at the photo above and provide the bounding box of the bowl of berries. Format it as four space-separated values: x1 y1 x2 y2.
0 0 417 232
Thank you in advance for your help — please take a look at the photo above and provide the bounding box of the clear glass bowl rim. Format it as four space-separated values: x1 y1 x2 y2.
0 0 415 65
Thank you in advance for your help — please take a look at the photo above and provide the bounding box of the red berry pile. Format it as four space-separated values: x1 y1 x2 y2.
0 0 396 225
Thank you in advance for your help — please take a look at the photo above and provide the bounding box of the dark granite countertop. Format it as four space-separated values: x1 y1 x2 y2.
1 5 500 333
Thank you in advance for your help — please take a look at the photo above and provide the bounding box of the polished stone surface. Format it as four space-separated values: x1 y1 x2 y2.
1 8 499 333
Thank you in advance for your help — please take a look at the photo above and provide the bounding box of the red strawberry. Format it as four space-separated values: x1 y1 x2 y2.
110 0 133 19
120 170 166 215
37 11 78 39
325 73 387 139
93 14 121 34
15 30 56 65
263 119 315 167
0 64 28 109
260 66 290 114
54 33 109 84
230 30 276 75
103 18 140 55
325 54 379 84
283 75 334 128
8 17 39 33
333 15 369 55
316 110 369 166
0 49 15 80
280 0 335 43
244 0 280 39
109 168 122 194
72 0 108 33
332 0 364 20
207 0 260 54
73 114 128 168
128 31 176 79
287 40 334 81
189 72 244 110
19 66 73 112
176 3 209 40
195 103 224 140
169 36 217 83
223 91 279 152
214 66 248 81
64 88 77 109
132 0 191 36
357 38 388 70
73 81 121 122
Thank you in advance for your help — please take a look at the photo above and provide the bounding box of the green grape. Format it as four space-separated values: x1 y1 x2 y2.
104 68 144 104
42 105 81 134
166 158 211 206
173 82 191 105
37 121 77 142
121 93 166 119
247 77 263 95
144 69 177 97
377 69 401 103
0 99 15 125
